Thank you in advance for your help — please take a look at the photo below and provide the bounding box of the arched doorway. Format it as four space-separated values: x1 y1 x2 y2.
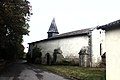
46 53 51 65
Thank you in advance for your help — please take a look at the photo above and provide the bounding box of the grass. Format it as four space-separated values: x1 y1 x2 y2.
41 65 106 80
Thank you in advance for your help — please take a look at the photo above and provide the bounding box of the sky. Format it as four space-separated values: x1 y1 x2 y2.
23 0 120 52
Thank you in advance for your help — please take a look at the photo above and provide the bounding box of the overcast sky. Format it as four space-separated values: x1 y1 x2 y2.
23 0 120 52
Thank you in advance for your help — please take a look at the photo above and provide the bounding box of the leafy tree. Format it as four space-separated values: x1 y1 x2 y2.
0 0 32 60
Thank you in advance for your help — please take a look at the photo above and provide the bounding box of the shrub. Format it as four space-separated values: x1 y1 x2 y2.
27 46 42 63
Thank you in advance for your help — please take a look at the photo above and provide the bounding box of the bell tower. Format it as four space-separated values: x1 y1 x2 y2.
47 18 59 38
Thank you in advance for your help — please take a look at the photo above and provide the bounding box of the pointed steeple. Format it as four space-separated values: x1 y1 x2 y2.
47 18 59 38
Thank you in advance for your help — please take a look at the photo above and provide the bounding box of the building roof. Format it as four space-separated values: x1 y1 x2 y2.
49 28 91 39
98 19 120 30
29 28 91 44
47 18 59 33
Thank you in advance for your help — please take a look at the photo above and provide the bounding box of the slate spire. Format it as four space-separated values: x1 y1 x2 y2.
47 18 59 38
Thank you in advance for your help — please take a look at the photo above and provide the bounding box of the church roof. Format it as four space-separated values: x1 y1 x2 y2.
98 19 120 30
49 28 91 39
29 28 91 44
48 18 59 33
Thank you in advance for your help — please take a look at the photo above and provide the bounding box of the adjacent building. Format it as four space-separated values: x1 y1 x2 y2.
98 20 120 80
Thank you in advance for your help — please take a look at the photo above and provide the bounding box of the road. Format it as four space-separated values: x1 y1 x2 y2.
0 61 70 80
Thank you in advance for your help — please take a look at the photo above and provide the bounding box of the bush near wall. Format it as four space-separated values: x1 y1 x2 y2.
54 58 79 66
27 47 42 63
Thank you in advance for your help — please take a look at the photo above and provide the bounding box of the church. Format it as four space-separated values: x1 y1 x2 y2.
28 18 120 67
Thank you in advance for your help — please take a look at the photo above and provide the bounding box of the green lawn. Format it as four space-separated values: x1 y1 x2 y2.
42 65 106 80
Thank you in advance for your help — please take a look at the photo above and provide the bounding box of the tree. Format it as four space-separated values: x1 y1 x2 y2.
0 0 32 60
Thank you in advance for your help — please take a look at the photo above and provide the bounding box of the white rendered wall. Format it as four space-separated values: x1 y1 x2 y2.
91 29 105 67
106 29 120 80
30 35 89 58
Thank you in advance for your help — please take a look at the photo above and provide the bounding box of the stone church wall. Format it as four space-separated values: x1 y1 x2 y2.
29 35 89 64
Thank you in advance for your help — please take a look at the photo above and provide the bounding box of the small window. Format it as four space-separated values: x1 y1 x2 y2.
100 43 102 55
